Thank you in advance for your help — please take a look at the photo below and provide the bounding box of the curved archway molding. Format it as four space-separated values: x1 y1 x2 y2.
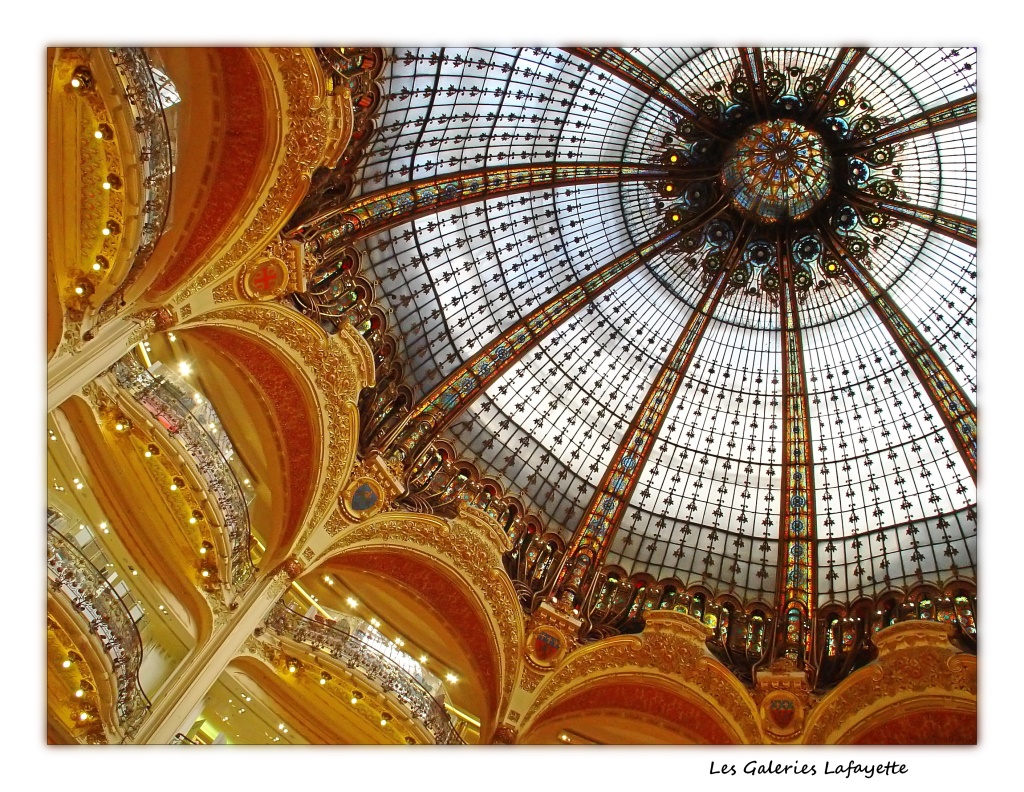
803 620 976 744
518 610 763 744
313 509 526 740
181 302 372 554
166 48 347 307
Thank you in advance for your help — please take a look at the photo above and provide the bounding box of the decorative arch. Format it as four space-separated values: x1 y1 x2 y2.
802 620 976 744
314 509 526 741
520 676 739 744
146 48 342 304
520 610 762 744
181 303 370 559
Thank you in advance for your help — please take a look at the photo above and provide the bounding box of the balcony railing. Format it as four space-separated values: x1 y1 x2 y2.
265 603 464 745
111 355 256 587
172 732 201 745
95 48 174 321
47 522 151 737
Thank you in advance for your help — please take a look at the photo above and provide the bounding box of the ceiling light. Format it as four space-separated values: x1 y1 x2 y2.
419 655 428 664
79 711 89 721
320 672 331 685
62 660 71 669
346 597 358 608
74 689 84 698
445 673 459 685
380 712 392 727
178 361 192 377
350 691 363 705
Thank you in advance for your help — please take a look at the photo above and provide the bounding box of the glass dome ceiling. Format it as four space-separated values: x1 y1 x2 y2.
340 47 976 607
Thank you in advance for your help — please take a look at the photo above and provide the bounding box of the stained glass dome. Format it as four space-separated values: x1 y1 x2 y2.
298 47 977 616
721 119 833 221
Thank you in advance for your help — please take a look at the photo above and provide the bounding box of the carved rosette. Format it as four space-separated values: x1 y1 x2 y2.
519 665 546 693
212 280 239 304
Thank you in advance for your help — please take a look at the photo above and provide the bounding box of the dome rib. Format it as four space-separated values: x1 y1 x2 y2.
295 46 977 629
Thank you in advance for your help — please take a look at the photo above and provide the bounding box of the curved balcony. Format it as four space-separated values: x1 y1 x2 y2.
111 354 255 587
47 520 151 737
264 603 464 745
94 48 174 321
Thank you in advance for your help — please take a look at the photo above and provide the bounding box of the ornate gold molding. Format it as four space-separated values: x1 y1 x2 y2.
212 280 238 304
175 48 338 303
47 613 109 744
324 511 525 724
803 620 976 744
184 305 365 535
456 504 512 557
521 610 762 743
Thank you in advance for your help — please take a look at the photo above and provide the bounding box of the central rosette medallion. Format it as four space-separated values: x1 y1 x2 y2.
720 119 833 223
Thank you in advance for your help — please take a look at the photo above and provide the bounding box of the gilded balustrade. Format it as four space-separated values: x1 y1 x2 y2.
264 602 464 745
47 519 151 737
110 355 256 587
94 48 174 321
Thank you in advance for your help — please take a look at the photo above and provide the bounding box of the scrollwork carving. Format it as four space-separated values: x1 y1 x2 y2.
212 280 238 304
